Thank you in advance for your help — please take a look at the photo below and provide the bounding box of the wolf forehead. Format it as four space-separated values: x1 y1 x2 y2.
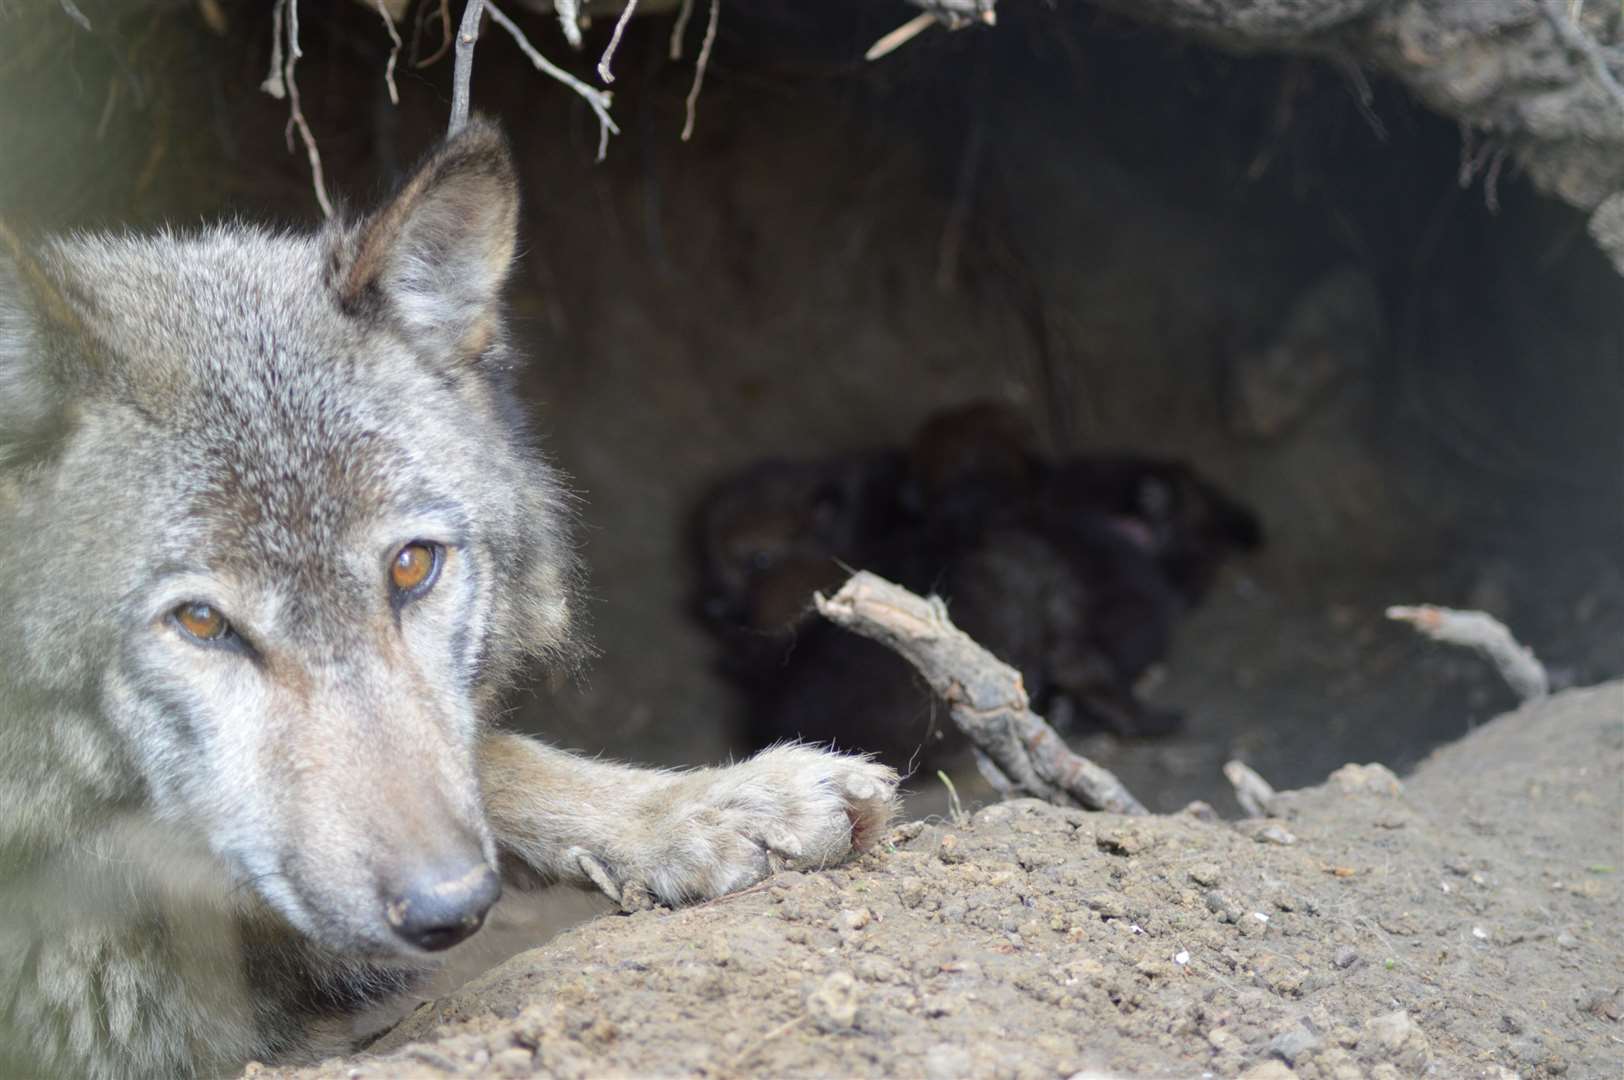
55 229 509 556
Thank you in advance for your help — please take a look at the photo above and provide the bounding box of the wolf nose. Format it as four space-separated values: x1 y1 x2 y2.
384 861 502 952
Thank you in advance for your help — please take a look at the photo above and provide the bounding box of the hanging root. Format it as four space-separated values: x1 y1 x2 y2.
261 0 333 218
485 1 618 161
680 0 720 142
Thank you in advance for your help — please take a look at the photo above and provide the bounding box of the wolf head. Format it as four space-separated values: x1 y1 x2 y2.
0 120 582 956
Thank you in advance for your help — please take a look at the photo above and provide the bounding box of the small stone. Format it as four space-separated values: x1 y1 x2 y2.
1556 931 1579 950
1332 946 1360 969
806 971 860 1032
1268 1026 1322 1065
1086 893 1128 920
1362 1010 1430 1069
937 834 964 864
1189 863 1223 887
839 907 872 932
1239 1062 1298 1080
1096 827 1149 856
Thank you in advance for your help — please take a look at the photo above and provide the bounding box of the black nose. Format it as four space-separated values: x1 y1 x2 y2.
384 862 502 952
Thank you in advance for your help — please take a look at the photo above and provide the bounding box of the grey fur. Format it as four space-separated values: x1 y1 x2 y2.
0 119 897 1079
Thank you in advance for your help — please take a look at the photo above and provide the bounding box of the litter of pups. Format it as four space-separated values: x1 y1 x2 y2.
692 402 1264 773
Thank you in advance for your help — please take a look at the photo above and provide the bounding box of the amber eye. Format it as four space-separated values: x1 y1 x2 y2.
390 542 441 598
174 602 228 642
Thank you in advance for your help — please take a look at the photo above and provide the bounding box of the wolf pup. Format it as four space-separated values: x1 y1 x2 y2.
0 120 897 1079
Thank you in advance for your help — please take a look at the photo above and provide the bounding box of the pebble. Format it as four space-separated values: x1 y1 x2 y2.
1267 1026 1322 1065
1362 1010 1431 1069
806 972 859 1032
1332 946 1359 969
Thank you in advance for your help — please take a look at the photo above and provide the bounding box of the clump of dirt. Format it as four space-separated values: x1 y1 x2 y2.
259 682 1623 1079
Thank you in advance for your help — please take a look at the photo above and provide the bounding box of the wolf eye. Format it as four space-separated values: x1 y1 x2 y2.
390 542 442 600
173 603 229 642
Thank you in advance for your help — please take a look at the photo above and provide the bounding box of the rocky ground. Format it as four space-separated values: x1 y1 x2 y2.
255 681 1623 1079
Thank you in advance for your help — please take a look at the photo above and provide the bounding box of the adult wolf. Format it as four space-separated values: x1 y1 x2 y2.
0 120 897 1078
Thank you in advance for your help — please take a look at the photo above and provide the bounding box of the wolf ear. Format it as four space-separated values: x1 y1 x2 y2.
0 225 85 459
334 117 520 361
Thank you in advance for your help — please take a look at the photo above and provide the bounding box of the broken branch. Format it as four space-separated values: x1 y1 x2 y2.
1386 604 1550 703
815 571 1149 816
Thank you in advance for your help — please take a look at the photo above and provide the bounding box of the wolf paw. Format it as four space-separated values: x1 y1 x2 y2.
622 746 899 910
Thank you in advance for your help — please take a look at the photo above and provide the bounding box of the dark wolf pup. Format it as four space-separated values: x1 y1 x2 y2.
0 120 897 1079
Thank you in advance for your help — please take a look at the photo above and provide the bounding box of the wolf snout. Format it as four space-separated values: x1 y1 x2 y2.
382 859 502 952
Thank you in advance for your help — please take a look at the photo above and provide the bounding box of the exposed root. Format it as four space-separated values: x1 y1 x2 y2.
815 571 1148 816
1223 760 1279 818
1386 604 1550 703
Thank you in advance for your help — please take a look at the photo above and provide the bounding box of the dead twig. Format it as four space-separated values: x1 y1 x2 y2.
262 0 333 219
448 0 485 136
815 571 1149 816
1223 760 1279 818
373 0 403 105
1386 604 1550 703
680 0 719 142
485 1 618 161
596 0 638 84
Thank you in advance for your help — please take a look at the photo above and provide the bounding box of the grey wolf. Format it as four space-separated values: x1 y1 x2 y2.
0 119 897 1079
692 400 1264 764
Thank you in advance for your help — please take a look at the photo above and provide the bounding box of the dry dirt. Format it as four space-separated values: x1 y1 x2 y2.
256 681 1623 1080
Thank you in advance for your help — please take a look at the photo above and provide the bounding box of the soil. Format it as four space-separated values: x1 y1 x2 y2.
256 680 1624 1080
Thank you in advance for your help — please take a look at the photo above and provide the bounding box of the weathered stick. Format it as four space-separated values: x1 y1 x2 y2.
1386 604 1550 703
815 571 1149 816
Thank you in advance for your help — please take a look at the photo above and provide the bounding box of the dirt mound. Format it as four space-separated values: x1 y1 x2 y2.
257 682 1623 1079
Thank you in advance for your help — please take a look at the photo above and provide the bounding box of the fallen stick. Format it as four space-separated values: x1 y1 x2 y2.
1386 604 1549 703
815 571 1148 816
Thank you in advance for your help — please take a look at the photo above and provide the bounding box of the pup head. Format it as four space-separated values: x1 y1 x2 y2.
0 120 581 956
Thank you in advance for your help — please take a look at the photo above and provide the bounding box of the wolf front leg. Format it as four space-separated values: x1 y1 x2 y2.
478 734 899 909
